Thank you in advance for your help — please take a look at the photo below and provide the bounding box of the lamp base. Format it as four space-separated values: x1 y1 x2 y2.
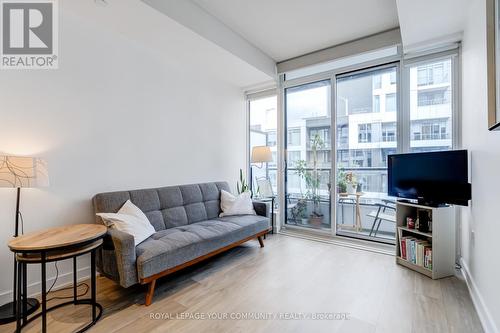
0 298 39 324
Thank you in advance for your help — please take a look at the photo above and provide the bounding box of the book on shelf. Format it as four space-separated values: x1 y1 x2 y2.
400 237 432 270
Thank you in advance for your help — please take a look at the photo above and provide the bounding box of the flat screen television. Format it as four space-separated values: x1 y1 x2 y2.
388 150 471 206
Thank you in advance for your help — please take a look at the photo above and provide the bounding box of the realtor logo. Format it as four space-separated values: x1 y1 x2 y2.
1 0 58 69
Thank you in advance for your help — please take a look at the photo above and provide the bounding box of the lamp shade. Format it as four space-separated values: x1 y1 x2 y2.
251 146 273 163
0 155 49 188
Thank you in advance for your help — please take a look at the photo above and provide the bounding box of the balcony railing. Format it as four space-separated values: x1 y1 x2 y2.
272 166 396 242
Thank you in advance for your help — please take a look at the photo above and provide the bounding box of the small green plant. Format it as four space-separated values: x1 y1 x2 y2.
236 169 249 194
337 170 347 193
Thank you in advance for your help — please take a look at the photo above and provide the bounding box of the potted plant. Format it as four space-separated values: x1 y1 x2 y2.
337 170 347 194
236 169 249 194
295 134 324 226
345 171 358 195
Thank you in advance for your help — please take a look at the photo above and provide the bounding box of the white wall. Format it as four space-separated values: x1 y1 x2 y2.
461 0 500 331
0 4 246 302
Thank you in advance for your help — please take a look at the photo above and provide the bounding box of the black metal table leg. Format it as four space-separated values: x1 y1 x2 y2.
13 256 17 319
91 249 96 321
73 257 77 304
16 261 22 333
41 252 47 333
22 262 27 325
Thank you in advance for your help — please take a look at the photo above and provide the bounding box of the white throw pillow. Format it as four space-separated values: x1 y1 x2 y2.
96 200 156 246
219 190 256 217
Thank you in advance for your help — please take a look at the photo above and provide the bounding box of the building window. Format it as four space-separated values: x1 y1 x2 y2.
412 121 448 140
337 125 348 146
417 88 450 106
410 57 453 152
386 93 396 112
373 75 382 89
309 127 330 148
358 124 372 143
267 131 276 146
287 151 301 164
287 128 301 146
417 61 450 86
267 151 277 168
337 149 349 167
381 148 397 164
390 71 397 85
351 149 372 167
382 122 396 142
373 95 380 113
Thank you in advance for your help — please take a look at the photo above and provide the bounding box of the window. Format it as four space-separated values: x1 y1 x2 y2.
248 94 277 190
417 60 450 86
373 75 382 89
381 148 397 164
410 57 453 152
267 131 276 146
351 149 372 167
382 122 396 142
336 65 398 238
386 93 396 112
337 149 349 167
373 95 380 113
287 128 301 146
412 121 449 140
269 152 277 167
358 124 372 143
390 71 397 85
309 127 330 148
307 151 330 166
417 88 450 106
287 151 301 164
337 125 348 146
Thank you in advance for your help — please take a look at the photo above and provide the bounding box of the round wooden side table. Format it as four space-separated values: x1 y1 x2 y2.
8 224 107 333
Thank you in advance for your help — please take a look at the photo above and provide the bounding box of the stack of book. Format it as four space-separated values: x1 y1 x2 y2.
400 236 432 270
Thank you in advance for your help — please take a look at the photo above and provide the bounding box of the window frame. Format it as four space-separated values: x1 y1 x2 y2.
275 47 459 238
246 89 278 191
402 50 460 152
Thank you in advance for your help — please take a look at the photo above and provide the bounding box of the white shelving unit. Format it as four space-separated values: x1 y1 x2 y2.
395 201 455 279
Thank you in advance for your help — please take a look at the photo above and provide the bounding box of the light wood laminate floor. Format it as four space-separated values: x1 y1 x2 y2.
3 234 483 333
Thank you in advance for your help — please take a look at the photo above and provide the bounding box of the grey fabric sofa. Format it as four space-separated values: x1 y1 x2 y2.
93 181 269 305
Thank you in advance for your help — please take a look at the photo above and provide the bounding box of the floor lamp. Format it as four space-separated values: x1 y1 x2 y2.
0 156 49 324
250 146 273 195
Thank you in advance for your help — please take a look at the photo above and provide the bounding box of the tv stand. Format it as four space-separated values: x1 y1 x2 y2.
395 201 455 279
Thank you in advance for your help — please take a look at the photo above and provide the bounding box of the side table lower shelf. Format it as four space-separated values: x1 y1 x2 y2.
11 234 106 333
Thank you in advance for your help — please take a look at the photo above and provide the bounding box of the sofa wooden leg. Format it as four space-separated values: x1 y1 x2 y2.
257 236 264 248
145 279 156 306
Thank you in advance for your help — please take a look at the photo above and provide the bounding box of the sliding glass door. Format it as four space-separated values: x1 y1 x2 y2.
284 80 332 230
277 52 457 242
335 65 398 242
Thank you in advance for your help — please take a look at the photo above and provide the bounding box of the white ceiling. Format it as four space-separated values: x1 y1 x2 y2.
68 0 272 88
396 0 468 52
193 0 400 62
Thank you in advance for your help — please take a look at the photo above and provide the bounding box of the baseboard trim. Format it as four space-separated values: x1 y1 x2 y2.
0 266 91 305
460 258 499 333
279 229 394 256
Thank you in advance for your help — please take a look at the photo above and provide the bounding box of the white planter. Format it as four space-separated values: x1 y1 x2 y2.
347 184 357 195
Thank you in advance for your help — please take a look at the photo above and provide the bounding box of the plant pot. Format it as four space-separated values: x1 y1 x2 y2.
309 215 323 226
301 218 309 225
347 184 356 195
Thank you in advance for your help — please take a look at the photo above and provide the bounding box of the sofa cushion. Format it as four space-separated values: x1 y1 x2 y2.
93 181 231 232
136 215 269 279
